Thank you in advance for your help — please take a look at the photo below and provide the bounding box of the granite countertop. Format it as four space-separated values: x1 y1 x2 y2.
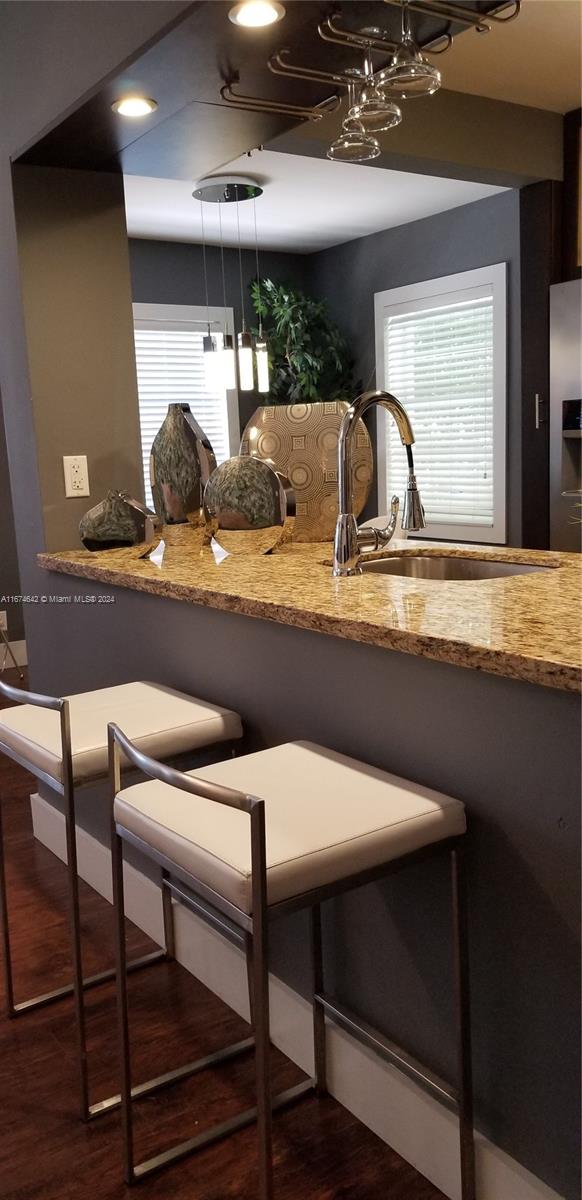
38 529 582 692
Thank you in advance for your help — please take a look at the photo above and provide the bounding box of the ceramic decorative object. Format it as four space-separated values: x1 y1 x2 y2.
204 456 294 555
79 491 162 553
240 401 373 542
150 403 217 526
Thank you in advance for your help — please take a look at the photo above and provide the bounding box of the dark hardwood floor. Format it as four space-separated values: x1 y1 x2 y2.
0 668 445 1199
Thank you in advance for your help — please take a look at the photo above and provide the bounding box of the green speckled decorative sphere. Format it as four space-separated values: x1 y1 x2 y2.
204 456 294 555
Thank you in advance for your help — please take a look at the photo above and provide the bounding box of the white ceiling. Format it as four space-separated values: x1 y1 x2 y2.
124 151 507 253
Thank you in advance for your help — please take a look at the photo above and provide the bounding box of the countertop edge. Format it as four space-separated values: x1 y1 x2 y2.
37 552 582 694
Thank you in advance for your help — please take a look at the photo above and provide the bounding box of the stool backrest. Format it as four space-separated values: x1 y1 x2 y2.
0 679 72 797
108 722 268 920
107 722 256 814
0 678 62 712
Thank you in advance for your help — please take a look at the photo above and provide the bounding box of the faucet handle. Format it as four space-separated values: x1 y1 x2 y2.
370 495 400 548
358 496 400 551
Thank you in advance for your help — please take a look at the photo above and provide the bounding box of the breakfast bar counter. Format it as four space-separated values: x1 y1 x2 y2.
34 531 581 1200
39 530 582 692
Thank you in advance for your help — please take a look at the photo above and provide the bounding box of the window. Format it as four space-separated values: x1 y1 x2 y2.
133 303 240 508
375 264 507 543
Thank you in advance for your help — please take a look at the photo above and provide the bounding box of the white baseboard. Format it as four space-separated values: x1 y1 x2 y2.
1 638 27 668
30 793 563 1200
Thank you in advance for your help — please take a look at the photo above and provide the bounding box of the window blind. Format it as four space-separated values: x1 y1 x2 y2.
133 325 228 509
384 293 495 528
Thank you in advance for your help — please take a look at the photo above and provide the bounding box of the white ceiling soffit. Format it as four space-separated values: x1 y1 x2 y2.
124 151 507 253
439 0 581 115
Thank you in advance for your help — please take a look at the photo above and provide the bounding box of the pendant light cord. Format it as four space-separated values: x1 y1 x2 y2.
253 197 262 339
236 199 246 333
200 199 211 334
218 199 229 335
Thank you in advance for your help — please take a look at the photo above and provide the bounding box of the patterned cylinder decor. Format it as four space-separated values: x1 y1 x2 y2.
240 401 373 542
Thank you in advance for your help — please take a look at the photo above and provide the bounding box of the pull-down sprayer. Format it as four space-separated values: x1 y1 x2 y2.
332 390 425 576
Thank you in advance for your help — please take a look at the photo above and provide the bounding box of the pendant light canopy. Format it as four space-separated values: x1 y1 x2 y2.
193 174 269 396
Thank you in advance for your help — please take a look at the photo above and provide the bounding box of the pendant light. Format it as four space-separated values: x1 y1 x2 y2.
200 199 221 392
253 196 270 394
218 199 237 390
236 197 255 392
193 175 264 394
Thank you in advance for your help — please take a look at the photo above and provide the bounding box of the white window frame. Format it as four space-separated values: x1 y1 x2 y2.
374 264 507 544
133 302 240 501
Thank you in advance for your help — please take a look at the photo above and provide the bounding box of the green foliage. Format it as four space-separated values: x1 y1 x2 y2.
250 278 358 404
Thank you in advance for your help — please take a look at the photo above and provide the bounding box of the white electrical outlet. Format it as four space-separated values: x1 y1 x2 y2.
63 455 90 498
0 612 7 632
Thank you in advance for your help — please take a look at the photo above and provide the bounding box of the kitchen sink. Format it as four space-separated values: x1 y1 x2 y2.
359 555 554 581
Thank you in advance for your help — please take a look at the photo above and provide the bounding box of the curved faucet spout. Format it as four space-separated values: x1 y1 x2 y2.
338 390 415 513
333 389 425 577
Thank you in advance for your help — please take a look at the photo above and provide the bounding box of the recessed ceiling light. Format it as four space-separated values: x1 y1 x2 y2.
111 96 158 118
229 1 285 28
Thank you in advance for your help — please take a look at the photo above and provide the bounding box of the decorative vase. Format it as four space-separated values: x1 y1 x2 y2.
79 491 162 553
150 403 216 526
204 456 294 556
240 401 373 542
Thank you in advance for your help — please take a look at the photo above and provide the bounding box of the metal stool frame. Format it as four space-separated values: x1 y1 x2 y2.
109 724 475 1200
0 628 24 679
0 678 238 1123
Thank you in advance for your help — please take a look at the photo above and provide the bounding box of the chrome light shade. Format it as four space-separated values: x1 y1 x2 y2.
203 332 221 392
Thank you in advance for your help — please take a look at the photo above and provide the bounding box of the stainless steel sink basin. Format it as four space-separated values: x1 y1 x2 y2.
359 555 553 581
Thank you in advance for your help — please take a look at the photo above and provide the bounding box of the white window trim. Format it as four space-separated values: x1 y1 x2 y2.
132 301 240 461
374 264 507 544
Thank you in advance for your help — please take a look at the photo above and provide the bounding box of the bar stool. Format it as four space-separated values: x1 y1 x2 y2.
109 729 475 1200
0 678 242 1120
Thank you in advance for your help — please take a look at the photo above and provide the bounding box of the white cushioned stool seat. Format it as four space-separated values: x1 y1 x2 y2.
0 682 242 785
115 741 466 913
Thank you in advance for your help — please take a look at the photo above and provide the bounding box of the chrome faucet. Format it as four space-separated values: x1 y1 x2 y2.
333 390 425 577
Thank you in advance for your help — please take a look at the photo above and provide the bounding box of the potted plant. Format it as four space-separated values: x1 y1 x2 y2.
240 280 372 542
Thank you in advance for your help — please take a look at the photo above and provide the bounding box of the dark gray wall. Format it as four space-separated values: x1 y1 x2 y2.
0 391 23 640
130 189 557 550
0 0 191 669
307 190 523 544
129 238 311 429
14 165 144 552
33 569 581 1200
